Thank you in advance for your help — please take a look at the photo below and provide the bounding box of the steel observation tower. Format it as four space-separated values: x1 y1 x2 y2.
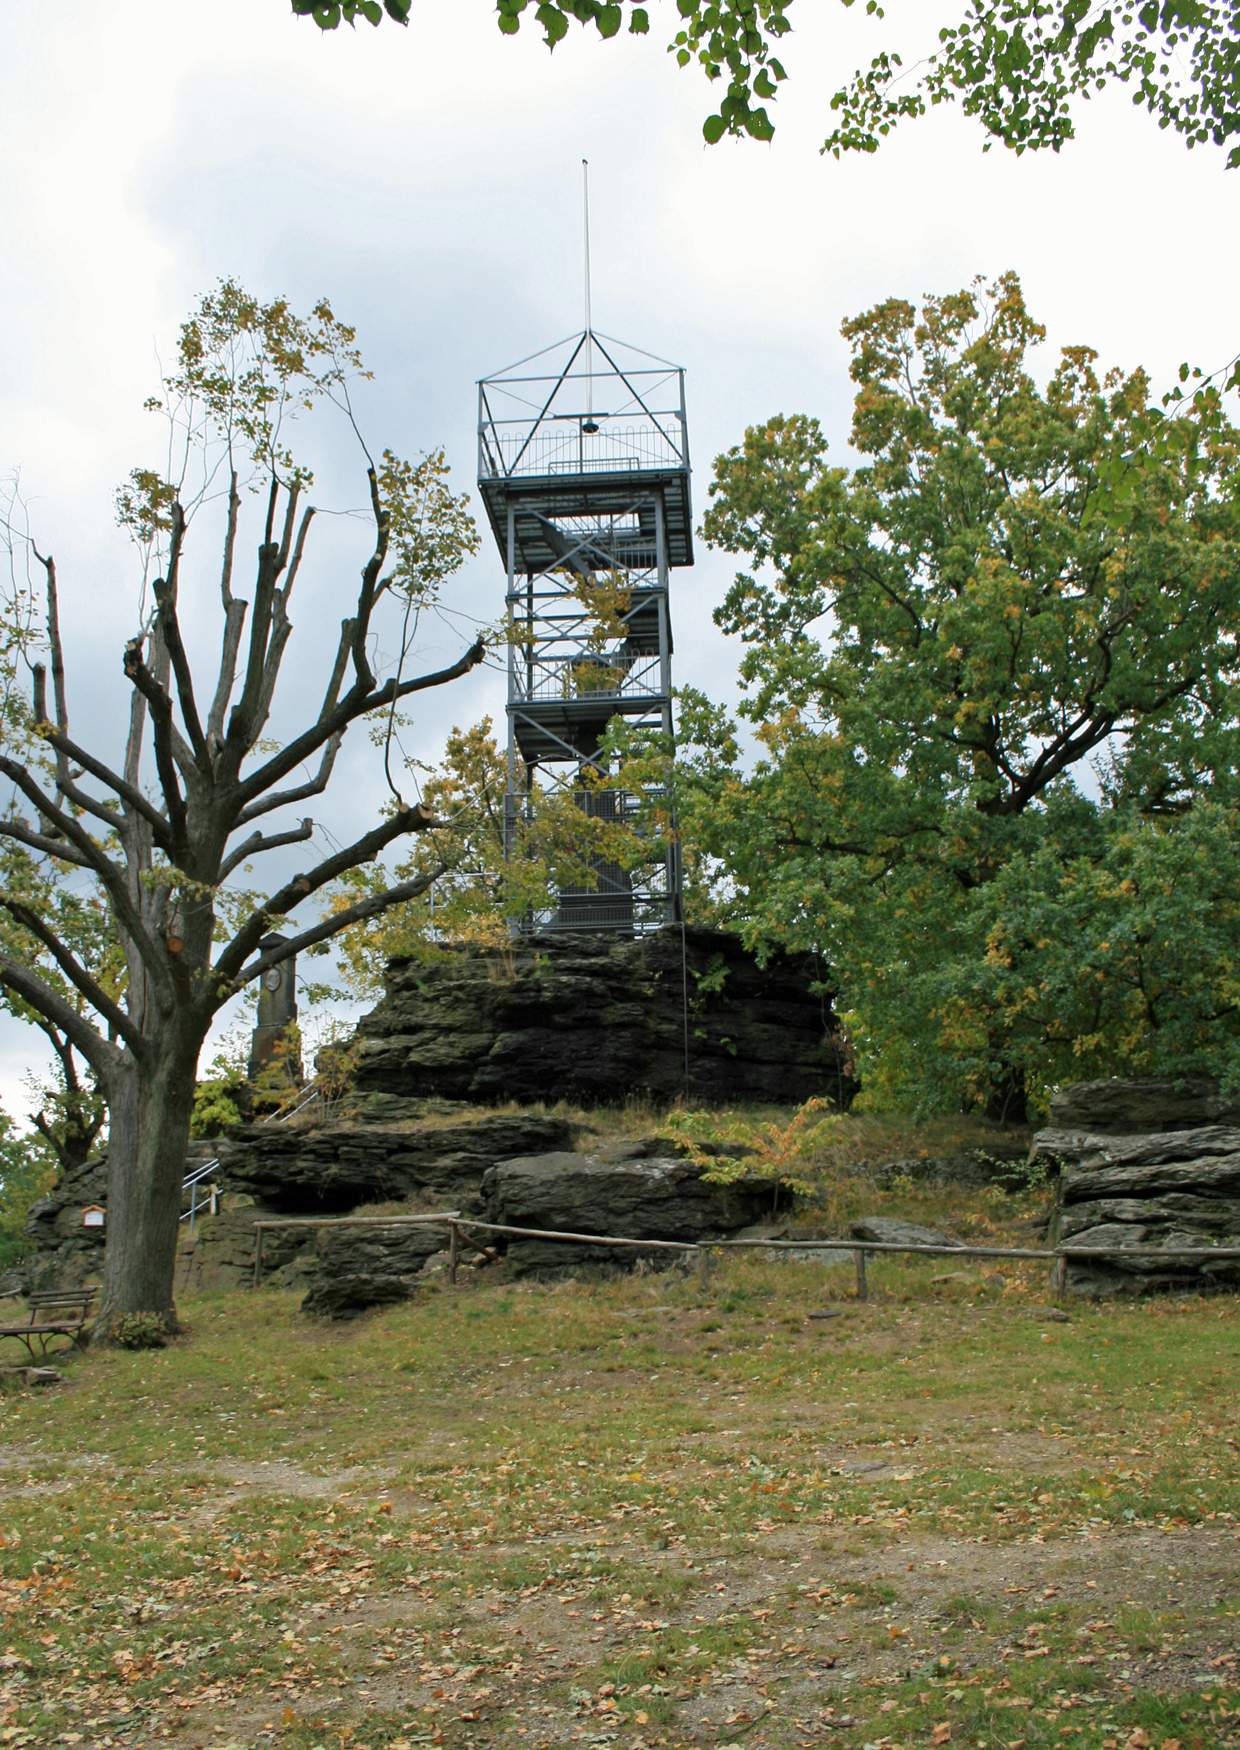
476 321 693 934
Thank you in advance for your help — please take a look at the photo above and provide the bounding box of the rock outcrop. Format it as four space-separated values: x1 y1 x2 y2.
352 927 854 1108
213 1120 787 1303
185 1104 586 1299
185 1199 310 1292
1033 1079 1240 1296
23 1154 108 1288
218 1107 582 1213
482 1137 784 1273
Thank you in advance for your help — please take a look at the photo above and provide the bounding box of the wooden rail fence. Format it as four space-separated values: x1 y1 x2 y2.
250 1213 1240 1301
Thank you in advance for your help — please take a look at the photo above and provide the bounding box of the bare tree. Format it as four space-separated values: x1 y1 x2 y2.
0 284 484 1336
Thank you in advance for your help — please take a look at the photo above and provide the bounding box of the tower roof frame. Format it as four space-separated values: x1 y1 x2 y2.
477 328 693 569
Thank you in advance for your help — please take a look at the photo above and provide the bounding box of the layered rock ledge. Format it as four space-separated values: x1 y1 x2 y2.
1034 1079 1240 1296
351 927 855 1108
217 1106 581 1213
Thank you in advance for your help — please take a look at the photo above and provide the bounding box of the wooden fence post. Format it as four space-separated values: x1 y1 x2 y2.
854 1248 868 1302
448 1221 459 1287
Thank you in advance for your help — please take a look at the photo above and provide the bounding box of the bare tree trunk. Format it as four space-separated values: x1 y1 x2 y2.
984 1060 1029 1127
97 1029 203 1336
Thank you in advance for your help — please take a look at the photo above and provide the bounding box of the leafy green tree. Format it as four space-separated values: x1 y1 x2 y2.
671 274 1240 1117
0 283 484 1336
0 1107 55 1272
190 1045 250 1139
294 1 1240 165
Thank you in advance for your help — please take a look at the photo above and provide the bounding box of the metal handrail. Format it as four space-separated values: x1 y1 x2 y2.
480 419 686 481
512 652 663 705
180 1080 325 1230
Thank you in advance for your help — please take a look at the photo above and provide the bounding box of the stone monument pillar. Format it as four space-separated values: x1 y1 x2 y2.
248 933 302 1086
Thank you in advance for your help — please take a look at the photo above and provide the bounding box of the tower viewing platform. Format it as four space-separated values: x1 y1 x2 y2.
478 327 692 933
477 329 692 572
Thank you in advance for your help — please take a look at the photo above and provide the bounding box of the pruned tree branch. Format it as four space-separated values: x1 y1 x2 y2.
35 545 72 763
31 662 174 847
236 634 485 811
0 891 143 1055
214 801 436 987
236 730 343 827
0 753 169 975
224 537 284 756
153 504 208 767
348 468 388 692
122 635 189 854
218 817 315 883
237 864 444 984
207 472 247 748
0 953 119 1083
28 554 144 838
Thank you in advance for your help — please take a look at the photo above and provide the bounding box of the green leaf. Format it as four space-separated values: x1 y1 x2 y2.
537 2 569 43
629 7 650 34
702 112 728 143
596 4 623 39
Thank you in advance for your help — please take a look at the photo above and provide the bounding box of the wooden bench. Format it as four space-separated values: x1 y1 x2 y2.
0 1288 96 1362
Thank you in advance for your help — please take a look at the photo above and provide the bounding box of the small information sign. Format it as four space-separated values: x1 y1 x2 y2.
82 1205 105 1229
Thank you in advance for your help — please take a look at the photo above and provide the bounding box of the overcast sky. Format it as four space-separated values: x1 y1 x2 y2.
1 0 1236 1117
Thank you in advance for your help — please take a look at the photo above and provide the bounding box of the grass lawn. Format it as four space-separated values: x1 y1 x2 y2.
0 1183 1237 1749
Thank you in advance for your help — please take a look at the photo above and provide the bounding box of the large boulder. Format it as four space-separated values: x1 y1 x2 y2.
1034 1085 1240 1295
352 927 855 1108
218 1109 582 1213
481 1137 785 1273
300 1222 449 1319
849 1217 960 1249
186 1199 311 1290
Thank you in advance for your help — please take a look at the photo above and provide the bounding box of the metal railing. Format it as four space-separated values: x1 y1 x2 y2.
180 1080 325 1233
511 652 664 705
481 419 686 481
